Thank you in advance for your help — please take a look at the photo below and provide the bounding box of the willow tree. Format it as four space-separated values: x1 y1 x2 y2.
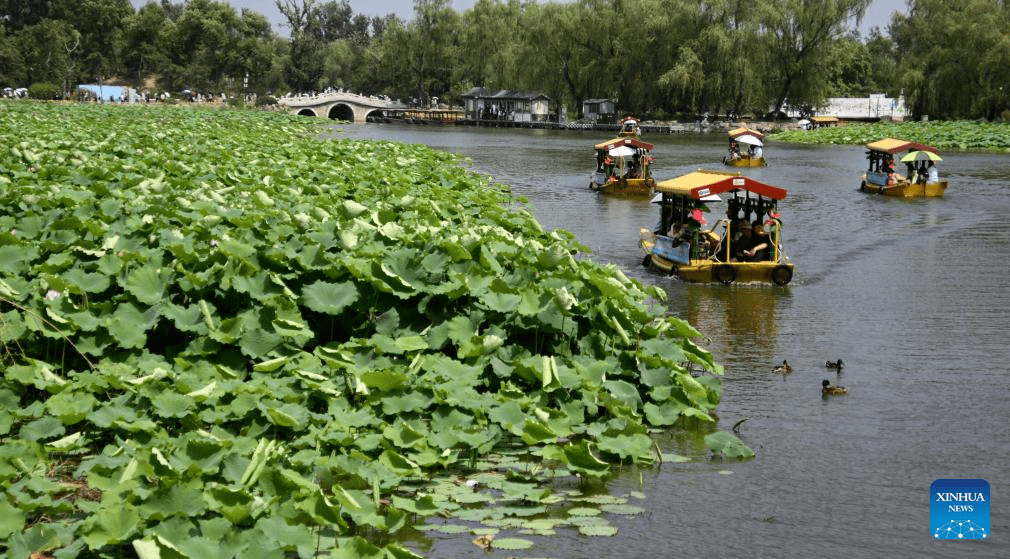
657 0 766 117
891 0 1010 119
517 1 595 118
456 0 525 93
761 0 871 116
405 0 460 106
606 0 667 114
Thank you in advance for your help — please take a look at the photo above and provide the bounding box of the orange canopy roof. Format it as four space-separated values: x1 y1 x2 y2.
655 169 787 200
728 127 765 140
594 137 654 151
866 138 939 154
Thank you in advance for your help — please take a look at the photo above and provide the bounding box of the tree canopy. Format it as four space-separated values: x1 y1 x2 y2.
1 0 1007 120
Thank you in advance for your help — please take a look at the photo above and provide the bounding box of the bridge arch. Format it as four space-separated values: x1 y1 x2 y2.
280 91 406 123
327 103 355 121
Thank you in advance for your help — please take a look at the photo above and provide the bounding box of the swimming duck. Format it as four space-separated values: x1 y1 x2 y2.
773 360 792 373
822 379 848 395
825 359 845 370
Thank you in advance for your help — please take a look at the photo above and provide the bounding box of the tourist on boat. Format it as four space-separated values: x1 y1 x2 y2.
730 217 749 244
731 223 752 261
926 160 939 184
726 141 740 161
740 221 770 261
753 144 763 158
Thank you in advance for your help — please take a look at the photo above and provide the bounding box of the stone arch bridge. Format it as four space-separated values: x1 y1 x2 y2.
278 91 406 123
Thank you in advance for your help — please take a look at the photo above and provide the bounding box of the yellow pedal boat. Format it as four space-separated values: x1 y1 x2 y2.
640 169 793 285
860 138 948 197
589 136 655 196
724 127 766 167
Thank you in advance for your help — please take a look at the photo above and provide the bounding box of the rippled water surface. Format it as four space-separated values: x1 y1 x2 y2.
337 123 1008 558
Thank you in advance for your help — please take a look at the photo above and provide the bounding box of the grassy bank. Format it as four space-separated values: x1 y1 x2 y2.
770 120 1010 151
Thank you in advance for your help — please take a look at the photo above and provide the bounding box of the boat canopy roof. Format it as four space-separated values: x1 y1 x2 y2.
656 169 787 200
594 137 654 151
728 127 765 141
866 138 939 155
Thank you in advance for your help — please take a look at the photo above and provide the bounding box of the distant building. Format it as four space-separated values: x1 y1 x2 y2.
462 87 551 122
786 93 906 121
582 98 616 120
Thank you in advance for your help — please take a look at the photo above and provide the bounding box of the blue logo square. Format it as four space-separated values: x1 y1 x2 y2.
931 479 989 540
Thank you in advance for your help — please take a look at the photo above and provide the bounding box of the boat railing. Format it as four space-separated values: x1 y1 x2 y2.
770 222 788 263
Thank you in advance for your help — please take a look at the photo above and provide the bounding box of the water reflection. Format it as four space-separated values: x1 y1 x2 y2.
679 285 782 348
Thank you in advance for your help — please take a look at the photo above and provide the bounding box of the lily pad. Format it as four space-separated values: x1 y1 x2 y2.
578 524 619 537
490 537 535 550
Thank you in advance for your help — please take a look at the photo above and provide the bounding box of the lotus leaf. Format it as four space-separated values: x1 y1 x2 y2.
562 442 610 478
565 515 610 527
600 503 646 515
705 431 756 459
490 537 535 550
80 504 141 547
579 524 619 536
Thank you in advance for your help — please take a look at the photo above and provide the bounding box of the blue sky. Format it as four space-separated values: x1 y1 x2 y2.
129 0 907 37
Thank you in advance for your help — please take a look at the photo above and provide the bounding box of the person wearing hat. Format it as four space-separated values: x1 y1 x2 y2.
731 220 752 261
741 221 770 261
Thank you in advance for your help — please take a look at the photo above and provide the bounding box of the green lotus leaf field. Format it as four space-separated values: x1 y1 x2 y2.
0 101 742 557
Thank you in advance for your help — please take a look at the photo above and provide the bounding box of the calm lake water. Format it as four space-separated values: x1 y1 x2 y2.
336 123 1008 558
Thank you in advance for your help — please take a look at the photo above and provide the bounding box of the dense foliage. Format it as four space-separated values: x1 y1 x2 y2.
0 101 744 557
889 0 1010 121
772 120 1010 151
3 0 1007 120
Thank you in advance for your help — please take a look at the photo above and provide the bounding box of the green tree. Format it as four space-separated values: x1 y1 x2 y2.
51 0 133 82
121 1 169 86
276 0 316 36
15 18 81 94
235 9 277 94
762 0 871 116
319 38 354 89
891 0 1010 119
520 1 593 118
657 0 767 118
457 0 524 92
382 0 459 105
0 0 57 30
823 33 878 98
863 30 900 98
277 0 325 91
0 24 28 86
